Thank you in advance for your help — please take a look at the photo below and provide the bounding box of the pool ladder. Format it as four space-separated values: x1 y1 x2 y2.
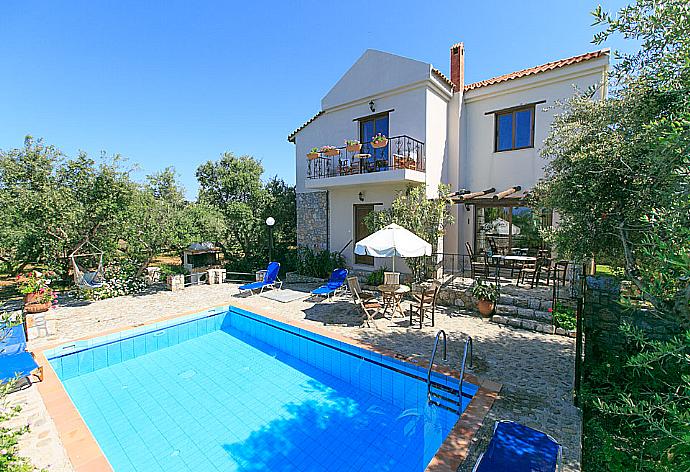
426 330 473 414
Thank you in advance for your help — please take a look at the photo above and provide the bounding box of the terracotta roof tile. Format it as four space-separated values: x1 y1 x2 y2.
431 67 455 90
464 49 609 91
287 111 323 142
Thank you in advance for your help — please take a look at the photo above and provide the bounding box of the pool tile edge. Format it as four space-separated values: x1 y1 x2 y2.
35 351 113 472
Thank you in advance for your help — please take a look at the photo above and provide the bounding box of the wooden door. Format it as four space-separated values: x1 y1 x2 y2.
354 204 374 265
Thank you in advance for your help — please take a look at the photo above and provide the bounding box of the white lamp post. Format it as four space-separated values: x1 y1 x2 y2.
266 217 275 261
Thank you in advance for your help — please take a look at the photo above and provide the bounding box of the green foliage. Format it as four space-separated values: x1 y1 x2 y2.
290 246 345 279
539 2 690 470
369 268 390 286
552 304 576 331
197 153 296 270
366 267 387 286
533 0 689 324
582 326 690 472
157 263 187 279
78 258 148 300
0 137 134 277
364 184 454 282
470 279 499 303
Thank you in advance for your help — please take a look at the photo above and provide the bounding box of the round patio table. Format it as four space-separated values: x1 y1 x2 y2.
377 284 410 318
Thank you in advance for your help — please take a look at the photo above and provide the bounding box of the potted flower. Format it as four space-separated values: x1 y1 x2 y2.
17 271 58 314
307 147 319 160
371 133 388 149
345 139 362 153
470 279 499 318
320 145 340 157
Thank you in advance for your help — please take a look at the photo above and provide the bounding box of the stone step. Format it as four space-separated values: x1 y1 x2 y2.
498 294 552 311
495 304 552 323
491 315 555 334
491 315 577 337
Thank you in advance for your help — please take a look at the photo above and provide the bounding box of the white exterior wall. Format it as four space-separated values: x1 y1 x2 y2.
450 57 609 255
294 85 428 194
328 184 411 271
292 47 608 274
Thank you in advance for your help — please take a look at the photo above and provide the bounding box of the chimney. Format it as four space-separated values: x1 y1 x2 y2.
450 42 464 92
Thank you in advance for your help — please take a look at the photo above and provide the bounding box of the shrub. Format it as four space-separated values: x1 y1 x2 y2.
157 263 187 279
79 258 148 301
552 304 576 331
582 325 690 472
366 267 387 286
291 246 345 279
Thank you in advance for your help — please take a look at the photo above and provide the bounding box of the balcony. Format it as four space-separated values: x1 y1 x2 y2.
305 135 425 189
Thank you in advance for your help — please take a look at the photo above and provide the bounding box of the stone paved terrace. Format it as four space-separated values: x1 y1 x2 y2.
9 282 581 471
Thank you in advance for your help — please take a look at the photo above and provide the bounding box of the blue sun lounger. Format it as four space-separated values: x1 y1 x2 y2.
239 262 282 294
311 268 349 298
473 421 562 472
0 324 43 385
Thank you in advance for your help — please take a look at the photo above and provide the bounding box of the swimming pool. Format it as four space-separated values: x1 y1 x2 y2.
45 306 478 471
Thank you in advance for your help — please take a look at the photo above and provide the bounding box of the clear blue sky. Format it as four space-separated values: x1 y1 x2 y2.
0 0 633 200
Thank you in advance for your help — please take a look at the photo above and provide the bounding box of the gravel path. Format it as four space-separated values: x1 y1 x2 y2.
9 282 581 471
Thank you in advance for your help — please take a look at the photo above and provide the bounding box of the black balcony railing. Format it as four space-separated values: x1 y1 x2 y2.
306 135 425 180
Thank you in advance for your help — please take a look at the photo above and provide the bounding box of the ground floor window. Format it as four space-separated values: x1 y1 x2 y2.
474 205 552 255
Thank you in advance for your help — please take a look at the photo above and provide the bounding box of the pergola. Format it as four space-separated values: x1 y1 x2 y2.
447 185 528 206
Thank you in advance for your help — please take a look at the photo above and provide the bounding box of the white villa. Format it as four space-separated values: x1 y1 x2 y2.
289 43 609 273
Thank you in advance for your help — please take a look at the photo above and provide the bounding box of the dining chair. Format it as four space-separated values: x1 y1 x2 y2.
409 282 441 329
466 242 489 279
347 277 380 327
553 260 569 286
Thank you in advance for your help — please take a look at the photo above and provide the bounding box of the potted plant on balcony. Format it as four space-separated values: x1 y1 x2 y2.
470 278 499 318
371 133 388 149
17 271 58 314
345 139 362 153
307 147 319 160
320 145 340 157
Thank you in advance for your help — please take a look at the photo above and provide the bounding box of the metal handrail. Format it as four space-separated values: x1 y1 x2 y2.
458 336 473 413
306 134 426 179
426 330 447 400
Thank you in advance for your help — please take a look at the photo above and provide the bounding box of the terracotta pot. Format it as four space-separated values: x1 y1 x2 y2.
372 138 388 149
307 152 319 160
476 299 495 318
324 149 340 157
24 293 51 314
346 143 362 153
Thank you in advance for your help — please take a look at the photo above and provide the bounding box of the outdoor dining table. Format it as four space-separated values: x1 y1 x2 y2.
490 255 537 283
377 284 410 318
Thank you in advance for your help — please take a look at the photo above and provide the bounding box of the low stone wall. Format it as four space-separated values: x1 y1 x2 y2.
436 285 475 310
584 276 682 360
285 272 325 284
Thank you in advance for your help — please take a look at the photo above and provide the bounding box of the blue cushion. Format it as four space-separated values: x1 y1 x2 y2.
239 281 271 291
475 421 560 472
311 286 336 295
0 352 39 383
0 324 27 356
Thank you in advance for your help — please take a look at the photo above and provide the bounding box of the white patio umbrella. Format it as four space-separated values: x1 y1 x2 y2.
354 223 432 272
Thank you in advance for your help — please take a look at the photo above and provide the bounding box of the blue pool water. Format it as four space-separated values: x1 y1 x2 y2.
46 307 477 471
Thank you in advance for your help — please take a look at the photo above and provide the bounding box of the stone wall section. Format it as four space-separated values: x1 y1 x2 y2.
296 191 329 251
584 276 682 360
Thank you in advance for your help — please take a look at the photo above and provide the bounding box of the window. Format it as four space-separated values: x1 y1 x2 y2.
358 112 390 170
474 206 552 254
494 106 535 152
359 112 389 143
